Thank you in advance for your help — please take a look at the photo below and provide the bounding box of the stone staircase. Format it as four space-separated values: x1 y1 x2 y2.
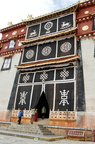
0 121 54 136
33 118 49 126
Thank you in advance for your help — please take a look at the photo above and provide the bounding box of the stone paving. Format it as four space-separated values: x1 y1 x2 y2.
0 134 94 144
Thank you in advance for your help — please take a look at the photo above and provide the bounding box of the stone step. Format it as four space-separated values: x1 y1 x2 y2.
38 125 54 135
0 123 54 136
33 118 49 126
0 129 42 135
0 126 42 134
0 128 42 135
35 125 53 135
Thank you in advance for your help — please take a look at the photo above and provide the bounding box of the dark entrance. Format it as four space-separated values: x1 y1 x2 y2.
36 91 49 118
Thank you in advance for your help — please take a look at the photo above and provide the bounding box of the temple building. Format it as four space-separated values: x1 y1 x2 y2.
12 2 79 126
0 0 95 129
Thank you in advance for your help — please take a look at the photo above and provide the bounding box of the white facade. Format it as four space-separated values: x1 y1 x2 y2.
80 38 95 127
0 53 21 121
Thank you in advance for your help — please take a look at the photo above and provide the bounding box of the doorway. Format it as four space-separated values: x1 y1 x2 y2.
36 91 49 118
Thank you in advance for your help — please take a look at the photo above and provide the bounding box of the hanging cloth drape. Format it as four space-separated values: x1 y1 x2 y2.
31 85 42 109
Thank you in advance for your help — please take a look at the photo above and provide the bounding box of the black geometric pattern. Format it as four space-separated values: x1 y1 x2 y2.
15 85 32 110
26 13 74 40
58 14 73 31
55 82 74 111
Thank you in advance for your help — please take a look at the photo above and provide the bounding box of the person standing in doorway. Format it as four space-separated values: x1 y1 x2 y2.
31 108 36 124
34 109 38 122
41 106 46 119
18 110 23 124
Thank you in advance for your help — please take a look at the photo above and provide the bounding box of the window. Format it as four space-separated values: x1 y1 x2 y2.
92 18 95 31
2 58 12 70
0 33 2 40
8 40 16 49
94 45 95 57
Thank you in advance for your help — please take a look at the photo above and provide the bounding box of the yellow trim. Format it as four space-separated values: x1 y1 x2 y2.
21 27 77 45
15 55 80 69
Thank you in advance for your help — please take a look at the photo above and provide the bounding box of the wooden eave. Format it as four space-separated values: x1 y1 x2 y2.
77 30 95 39
76 12 95 22
90 12 95 18
21 27 77 46
79 0 95 9
0 3 78 33
0 47 23 56
76 15 92 23
15 55 80 69
0 34 25 44
26 3 78 26
0 21 29 33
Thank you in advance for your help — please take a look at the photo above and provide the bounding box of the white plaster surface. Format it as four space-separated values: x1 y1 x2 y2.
0 53 21 120
81 38 95 112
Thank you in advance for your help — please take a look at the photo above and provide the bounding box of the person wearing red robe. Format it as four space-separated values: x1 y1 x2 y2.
34 109 38 122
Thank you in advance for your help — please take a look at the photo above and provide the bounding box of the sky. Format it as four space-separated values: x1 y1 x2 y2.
0 0 79 29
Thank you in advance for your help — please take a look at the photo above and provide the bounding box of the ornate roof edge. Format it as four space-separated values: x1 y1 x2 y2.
0 2 78 33
77 31 95 39
0 21 29 33
79 0 95 8
28 2 78 24
0 48 23 57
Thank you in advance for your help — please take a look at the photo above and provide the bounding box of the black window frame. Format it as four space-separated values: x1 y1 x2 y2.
1 57 12 71
92 18 95 31
7 40 16 50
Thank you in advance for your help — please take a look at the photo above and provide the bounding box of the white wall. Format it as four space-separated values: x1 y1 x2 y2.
81 38 95 113
0 53 21 121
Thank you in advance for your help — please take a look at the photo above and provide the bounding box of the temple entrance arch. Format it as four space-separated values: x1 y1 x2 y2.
36 91 49 118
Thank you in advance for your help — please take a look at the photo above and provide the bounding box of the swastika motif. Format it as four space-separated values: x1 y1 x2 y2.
41 46 52 56
60 69 69 80
22 74 30 83
26 50 34 59
40 71 48 82
60 42 71 53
